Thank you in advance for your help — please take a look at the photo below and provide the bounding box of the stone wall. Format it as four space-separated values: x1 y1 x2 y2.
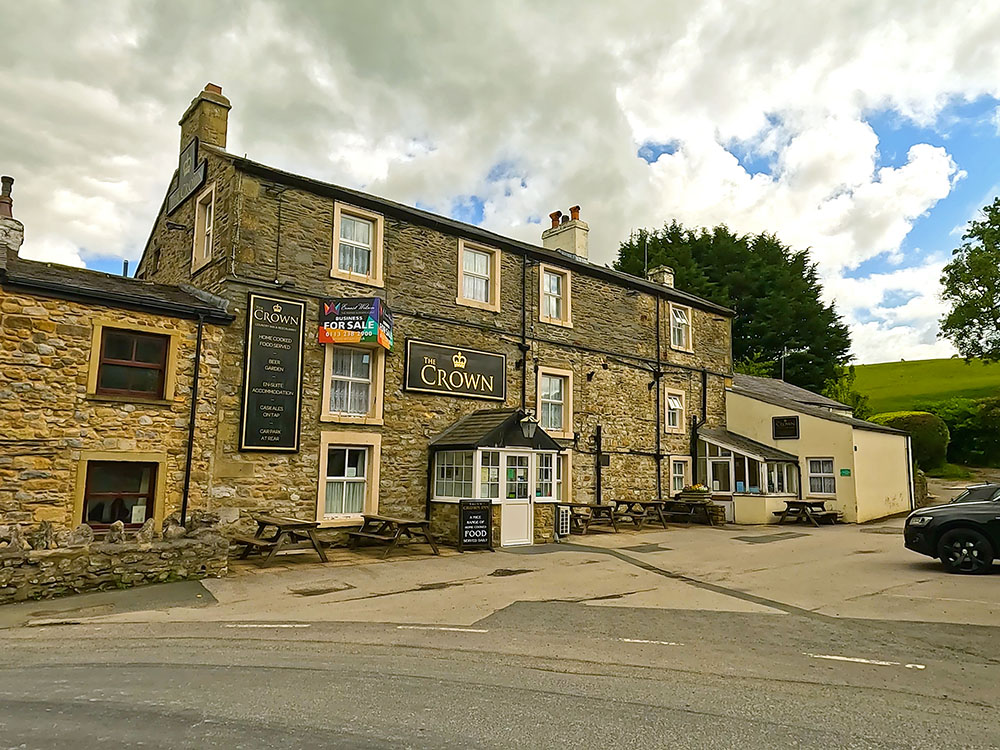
0 521 228 604
0 288 225 530
136 153 733 528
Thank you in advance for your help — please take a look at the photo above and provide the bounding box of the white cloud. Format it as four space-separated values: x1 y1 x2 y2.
3 0 999 360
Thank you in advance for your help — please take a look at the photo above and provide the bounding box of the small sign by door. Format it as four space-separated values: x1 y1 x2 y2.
458 500 493 551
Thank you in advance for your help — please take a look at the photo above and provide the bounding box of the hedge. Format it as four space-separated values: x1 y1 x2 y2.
869 411 950 469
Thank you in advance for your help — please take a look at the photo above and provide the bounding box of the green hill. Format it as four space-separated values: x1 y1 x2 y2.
854 358 1000 414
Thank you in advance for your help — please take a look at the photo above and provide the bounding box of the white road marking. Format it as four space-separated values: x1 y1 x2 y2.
224 623 312 629
396 625 489 633
619 638 683 646
806 653 925 669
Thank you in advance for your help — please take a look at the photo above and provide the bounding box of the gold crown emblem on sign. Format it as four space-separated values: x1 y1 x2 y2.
272 304 282 313
452 351 467 369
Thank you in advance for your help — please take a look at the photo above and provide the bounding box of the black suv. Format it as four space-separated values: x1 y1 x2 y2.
904 484 1000 574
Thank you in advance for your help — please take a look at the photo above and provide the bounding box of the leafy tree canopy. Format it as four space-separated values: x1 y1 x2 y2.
940 197 1000 361
617 222 852 392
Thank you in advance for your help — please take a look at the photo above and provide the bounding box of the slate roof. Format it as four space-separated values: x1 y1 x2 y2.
698 426 800 462
190 144 733 318
730 374 907 436
1 253 233 324
430 409 563 452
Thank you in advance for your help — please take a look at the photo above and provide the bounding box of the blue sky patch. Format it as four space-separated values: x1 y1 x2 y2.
637 141 678 164
450 195 485 225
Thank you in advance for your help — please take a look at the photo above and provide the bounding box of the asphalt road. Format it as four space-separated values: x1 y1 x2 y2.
1 604 998 750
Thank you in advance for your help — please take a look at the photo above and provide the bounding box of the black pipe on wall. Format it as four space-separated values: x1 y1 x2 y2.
180 314 205 526
654 297 663 499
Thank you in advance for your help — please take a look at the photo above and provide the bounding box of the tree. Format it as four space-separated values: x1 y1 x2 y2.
617 222 852 392
940 197 1000 361
822 365 872 419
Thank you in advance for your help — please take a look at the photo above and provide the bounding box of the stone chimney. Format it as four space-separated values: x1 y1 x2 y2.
541 204 589 260
0 176 25 268
647 264 674 288
179 83 231 151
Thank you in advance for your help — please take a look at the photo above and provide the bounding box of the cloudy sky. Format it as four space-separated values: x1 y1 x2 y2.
3 0 999 363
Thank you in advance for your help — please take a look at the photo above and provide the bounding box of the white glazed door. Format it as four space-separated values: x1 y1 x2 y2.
500 452 533 546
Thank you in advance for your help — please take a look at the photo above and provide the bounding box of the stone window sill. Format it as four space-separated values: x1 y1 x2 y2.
85 394 173 407
319 414 384 426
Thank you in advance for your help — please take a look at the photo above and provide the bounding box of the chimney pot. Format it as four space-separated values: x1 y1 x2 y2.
560 214 569 225
569 205 580 221
548 211 562 229
205 83 223 95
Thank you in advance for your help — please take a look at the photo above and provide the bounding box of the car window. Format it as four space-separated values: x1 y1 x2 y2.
950 486 1000 503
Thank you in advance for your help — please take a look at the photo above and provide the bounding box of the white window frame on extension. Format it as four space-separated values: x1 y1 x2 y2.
669 303 693 352
539 264 572 327
670 457 691 494
434 450 476 499
321 344 385 425
331 202 385 287
457 239 501 312
317 431 381 526
665 388 685 433
807 457 836 496
192 182 215 272
536 366 574 440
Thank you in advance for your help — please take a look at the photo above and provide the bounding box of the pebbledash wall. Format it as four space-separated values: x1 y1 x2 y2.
135 84 735 545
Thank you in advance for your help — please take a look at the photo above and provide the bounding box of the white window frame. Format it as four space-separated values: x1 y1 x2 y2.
669 303 693 352
331 202 385 287
321 345 385 425
480 450 501 500
807 457 836 496
192 183 215 272
539 263 572 327
665 389 685 433
457 239 501 312
536 366 574 439
434 450 476 499
536 452 556 499
670 457 691 494
317 431 382 525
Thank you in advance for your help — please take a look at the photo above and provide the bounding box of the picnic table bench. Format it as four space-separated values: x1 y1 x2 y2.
231 514 329 565
663 499 715 526
562 500 669 533
774 499 841 527
347 514 440 559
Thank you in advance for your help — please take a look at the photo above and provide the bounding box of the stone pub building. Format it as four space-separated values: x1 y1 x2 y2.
137 84 735 546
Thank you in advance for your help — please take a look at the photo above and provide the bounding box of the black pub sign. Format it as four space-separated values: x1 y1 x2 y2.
772 415 800 440
404 340 506 401
240 292 306 451
458 500 493 551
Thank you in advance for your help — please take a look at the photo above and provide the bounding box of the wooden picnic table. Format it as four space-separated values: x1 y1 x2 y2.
612 500 669 530
663 498 715 526
562 502 620 533
348 514 440 559
231 514 329 565
775 499 840 527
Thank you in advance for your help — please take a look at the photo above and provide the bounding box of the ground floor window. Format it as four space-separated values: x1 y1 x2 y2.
536 453 554 498
671 458 690 493
325 447 368 517
83 461 157 528
480 451 500 499
807 458 836 495
767 463 799 494
435 450 474 498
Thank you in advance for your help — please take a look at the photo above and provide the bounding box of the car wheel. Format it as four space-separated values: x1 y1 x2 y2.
937 528 994 574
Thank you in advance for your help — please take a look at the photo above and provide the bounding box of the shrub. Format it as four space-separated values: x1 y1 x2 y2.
869 411 950 469
920 397 1000 467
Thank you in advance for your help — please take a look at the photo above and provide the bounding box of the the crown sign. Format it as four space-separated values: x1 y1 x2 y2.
452 351 467 369
273 304 282 313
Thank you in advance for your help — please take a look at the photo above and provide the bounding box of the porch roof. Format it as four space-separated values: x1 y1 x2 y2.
429 409 562 452
698 426 799 463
